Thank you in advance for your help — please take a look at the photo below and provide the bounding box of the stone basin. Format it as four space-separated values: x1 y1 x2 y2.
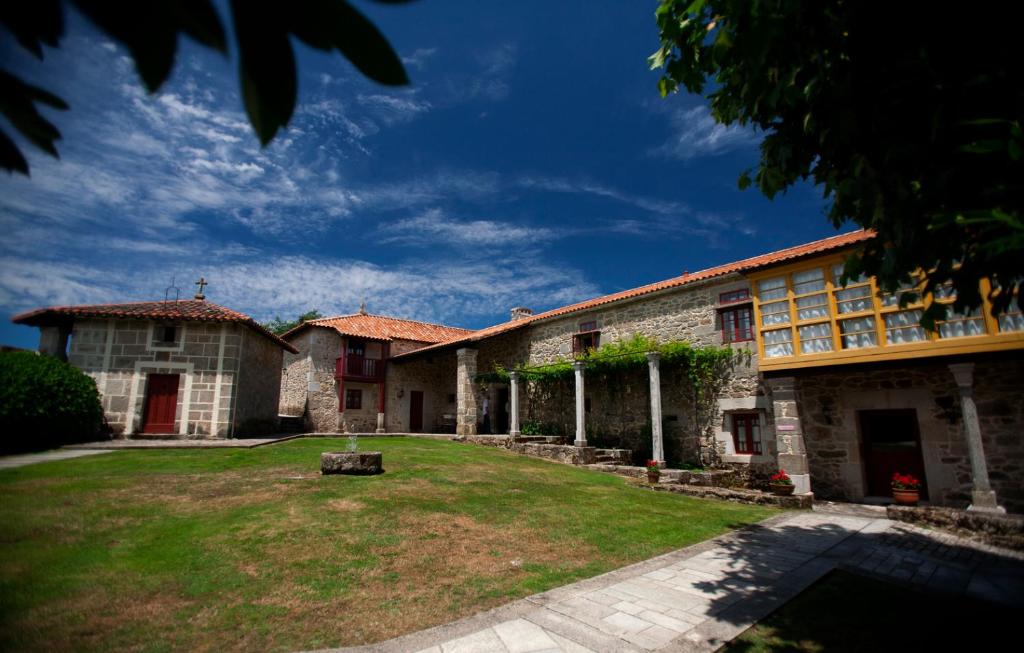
320 451 384 475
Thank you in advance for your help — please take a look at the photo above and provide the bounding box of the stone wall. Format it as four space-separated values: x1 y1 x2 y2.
385 352 457 432
233 328 285 435
67 318 282 438
306 329 343 432
794 357 1024 513
279 330 312 416
339 381 383 433
467 276 766 468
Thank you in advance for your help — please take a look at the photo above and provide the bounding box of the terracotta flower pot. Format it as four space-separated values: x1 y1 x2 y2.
647 470 661 484
892 488 920 506
770 483 795 496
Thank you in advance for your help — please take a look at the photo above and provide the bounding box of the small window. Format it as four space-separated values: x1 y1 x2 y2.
446 393 456 404
155 325 177 345
345 389 362 410
578 320 597 332
732 413 762 454
720 306 753 343
572 331 600 356
719 288 751 305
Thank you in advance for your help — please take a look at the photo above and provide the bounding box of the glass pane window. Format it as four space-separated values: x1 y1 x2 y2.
933 283 956 301
998 309 1024 332
732 413 762 454
880 278 921 307
721 306 753 342
763 328 794 358
884 310 928 344
799 323 834 353
832 264 868 287
938 306 986 338
835 285 873 314
720 288 751 304
792 268 826 295
760 300 791 326
757 277 787 301
839 317 878 349
796 293 829 321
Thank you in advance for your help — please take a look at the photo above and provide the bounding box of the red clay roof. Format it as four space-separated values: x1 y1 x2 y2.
394 229 875 359
283 312 473 344
11 299 298 353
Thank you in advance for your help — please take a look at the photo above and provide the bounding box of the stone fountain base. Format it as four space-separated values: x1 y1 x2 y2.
321 451 383 475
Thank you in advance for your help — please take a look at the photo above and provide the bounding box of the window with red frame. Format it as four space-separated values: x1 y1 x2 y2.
721 306 753 342
719 288 751 304
345 388 362 410
732 413 762 454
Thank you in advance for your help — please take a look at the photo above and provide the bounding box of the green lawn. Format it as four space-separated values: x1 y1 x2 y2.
0 437 775 652
724 570 1015 652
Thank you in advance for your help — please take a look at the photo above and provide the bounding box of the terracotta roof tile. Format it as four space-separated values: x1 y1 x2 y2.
394 230 874 359
284 313 472 344
11 300 298 353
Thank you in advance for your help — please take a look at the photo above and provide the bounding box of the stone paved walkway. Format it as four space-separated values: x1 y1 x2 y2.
0 448 113 470
64 434 303 449
324 507 1024 653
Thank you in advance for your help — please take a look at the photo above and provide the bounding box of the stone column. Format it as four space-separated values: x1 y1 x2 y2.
646 352 665 467
456 348 479 436
573 361 587 447
949 363 1005 513
375 381 386 434
767 376 811 495
509 370 521 438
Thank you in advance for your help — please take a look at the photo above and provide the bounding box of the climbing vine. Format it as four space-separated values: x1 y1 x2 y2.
475 334 748 466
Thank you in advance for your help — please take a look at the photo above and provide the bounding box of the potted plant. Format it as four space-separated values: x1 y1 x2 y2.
891 472 922 506
645 459 661 484
769 469 795 496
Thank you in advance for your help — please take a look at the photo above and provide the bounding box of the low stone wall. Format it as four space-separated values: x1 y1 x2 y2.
508 443 597 465
657 483 813 509
886 505 1024 551
463 434 511 447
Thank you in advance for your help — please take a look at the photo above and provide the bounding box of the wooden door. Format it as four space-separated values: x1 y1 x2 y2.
859 409 928 498
409 391 424 432
142 374 179 434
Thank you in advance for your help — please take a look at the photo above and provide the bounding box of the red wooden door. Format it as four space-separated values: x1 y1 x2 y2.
142 374 179 434
859 409 928 499
409 391 424 432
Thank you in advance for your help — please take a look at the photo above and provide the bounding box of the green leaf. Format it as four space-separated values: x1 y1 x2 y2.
232 1 297 146
0 1 64 59
0 128 30 175
287 1 409 85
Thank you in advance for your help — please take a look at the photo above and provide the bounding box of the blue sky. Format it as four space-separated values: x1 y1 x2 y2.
0 1 840 349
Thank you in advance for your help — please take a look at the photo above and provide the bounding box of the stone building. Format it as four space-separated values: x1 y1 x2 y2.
278 308 471 433
13 297 297 437
382 230 1023 514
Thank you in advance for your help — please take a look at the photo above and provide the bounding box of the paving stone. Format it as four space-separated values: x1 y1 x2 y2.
622 624 679 650
601 611 655 635
637 609 697 634
493 619 559 653
440 628 507 653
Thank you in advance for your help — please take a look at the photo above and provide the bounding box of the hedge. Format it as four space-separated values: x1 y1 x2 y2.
0 351 106 454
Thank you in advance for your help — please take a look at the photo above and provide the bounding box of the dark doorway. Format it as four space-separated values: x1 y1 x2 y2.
495 388 509 434
859 409 928 499
409 390 424 432
141 374 179 434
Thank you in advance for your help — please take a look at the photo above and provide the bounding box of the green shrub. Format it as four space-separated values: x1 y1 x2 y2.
0 351 105 453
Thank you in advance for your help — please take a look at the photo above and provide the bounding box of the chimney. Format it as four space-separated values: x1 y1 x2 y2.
510 306 533 321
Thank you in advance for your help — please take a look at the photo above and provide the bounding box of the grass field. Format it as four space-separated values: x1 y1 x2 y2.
0 437 776 652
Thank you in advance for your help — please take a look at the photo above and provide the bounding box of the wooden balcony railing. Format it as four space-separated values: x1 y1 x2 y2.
335 355 384 381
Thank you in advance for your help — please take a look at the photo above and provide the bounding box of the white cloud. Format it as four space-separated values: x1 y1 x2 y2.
401 47 438 71
377 208 558 247
652 105 758 160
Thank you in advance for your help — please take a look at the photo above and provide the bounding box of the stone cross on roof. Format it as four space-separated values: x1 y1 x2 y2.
194 277 208 300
